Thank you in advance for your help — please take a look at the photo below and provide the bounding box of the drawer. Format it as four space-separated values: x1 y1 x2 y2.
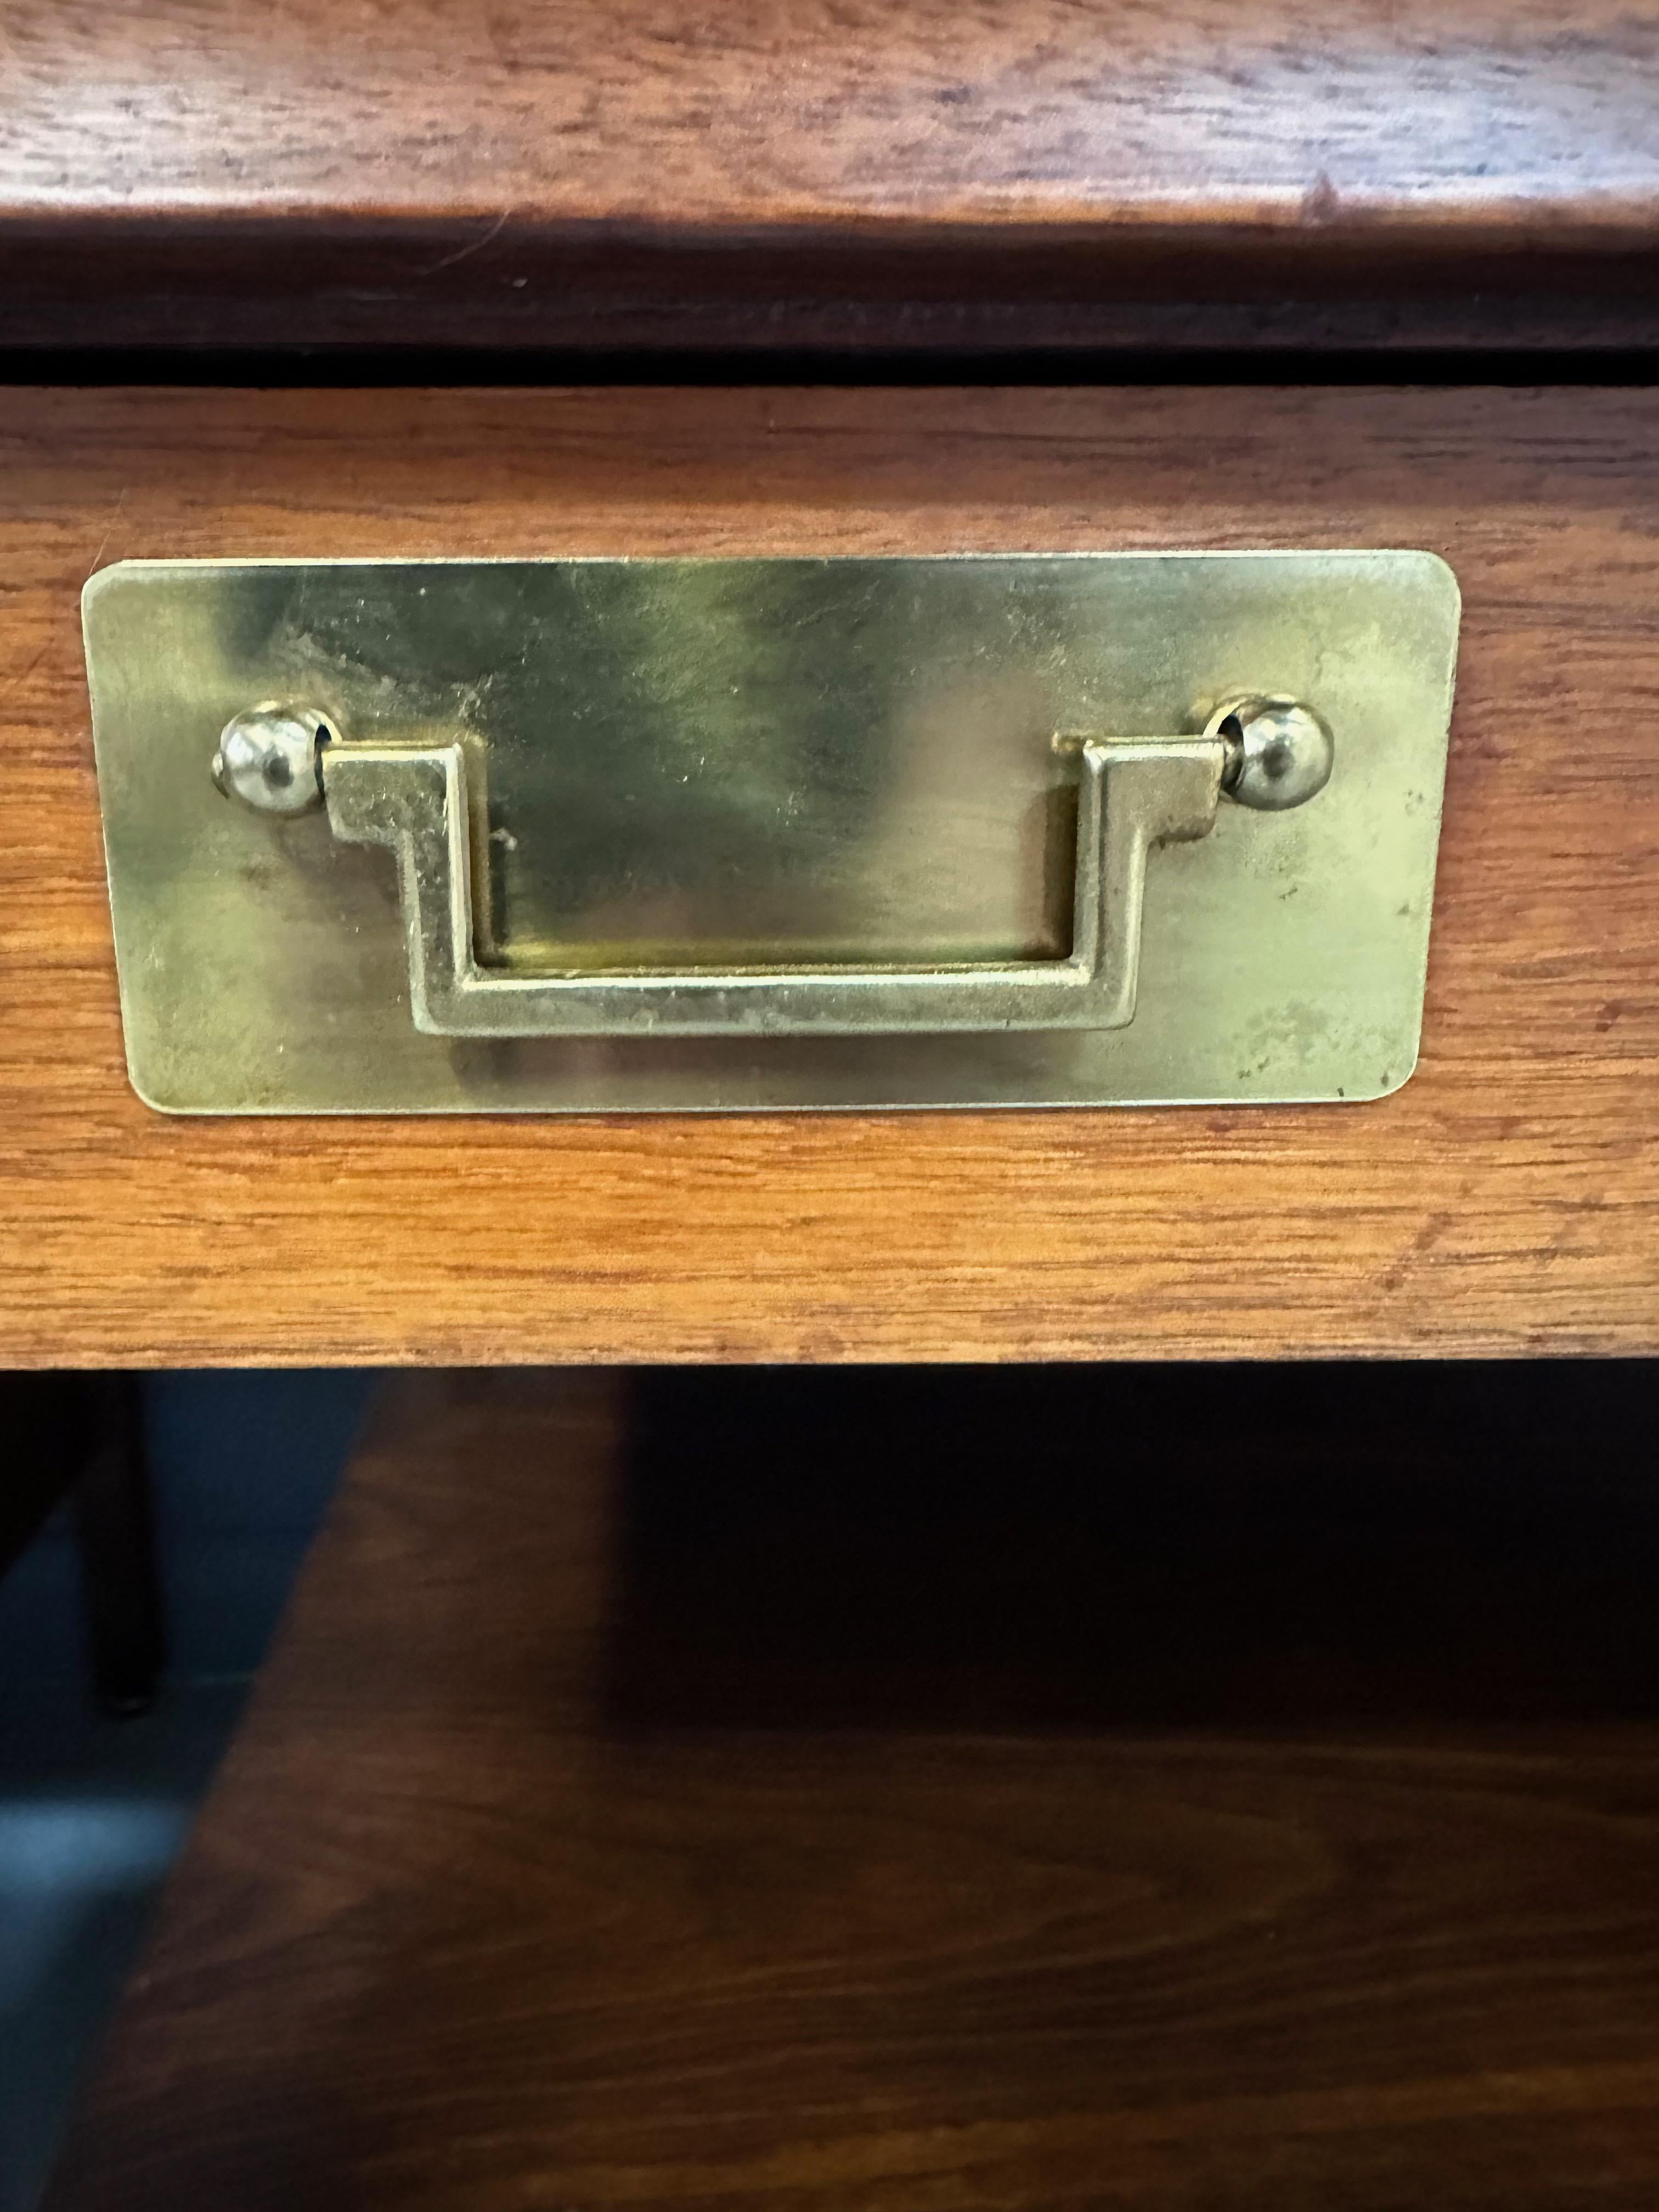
1 383 1656 1363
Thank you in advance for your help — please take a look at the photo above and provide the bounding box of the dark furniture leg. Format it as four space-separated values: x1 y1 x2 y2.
70 1379 165 1718
1 1373 165 1717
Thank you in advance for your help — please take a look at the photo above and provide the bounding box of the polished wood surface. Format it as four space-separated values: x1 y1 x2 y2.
3 2 1658 349
2 385 1656 1364
48 1366 1659 2208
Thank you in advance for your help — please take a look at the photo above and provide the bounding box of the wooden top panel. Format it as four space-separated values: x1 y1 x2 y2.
9 0 1655 228
1 382 1657 1364
4 1 1658 348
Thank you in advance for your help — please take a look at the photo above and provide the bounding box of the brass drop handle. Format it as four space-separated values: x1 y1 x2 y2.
213 697 1332 1042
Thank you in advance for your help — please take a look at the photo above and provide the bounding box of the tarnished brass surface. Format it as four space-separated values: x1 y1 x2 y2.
82 554 1459 1112
319 735 1228 1039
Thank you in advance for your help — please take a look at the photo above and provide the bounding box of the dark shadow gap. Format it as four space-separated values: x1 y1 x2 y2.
600 1361 1659 1734
3 347 1659 387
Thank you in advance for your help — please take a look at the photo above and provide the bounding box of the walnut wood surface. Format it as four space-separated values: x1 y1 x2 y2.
1 383 1657 1364
3 1 1658 349
46 1367 1659 2209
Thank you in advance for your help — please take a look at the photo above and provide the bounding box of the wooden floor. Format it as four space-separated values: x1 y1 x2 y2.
49 1365 1659 2209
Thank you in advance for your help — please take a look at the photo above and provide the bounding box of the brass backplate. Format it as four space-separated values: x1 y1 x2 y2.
83 553 1459 1113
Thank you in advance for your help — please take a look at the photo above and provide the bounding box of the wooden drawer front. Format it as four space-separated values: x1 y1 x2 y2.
2 385 1655 1363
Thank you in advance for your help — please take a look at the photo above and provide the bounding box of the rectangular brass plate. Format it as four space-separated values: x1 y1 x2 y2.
83 553 1459 1113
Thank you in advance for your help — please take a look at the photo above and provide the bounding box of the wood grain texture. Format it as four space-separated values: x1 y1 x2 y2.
2 0 1658 349
46 1367 1659 2209
1 382 1656 1364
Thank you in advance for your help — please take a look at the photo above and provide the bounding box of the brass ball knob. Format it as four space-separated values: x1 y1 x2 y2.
212 706 332 815
1209 696 1334 812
